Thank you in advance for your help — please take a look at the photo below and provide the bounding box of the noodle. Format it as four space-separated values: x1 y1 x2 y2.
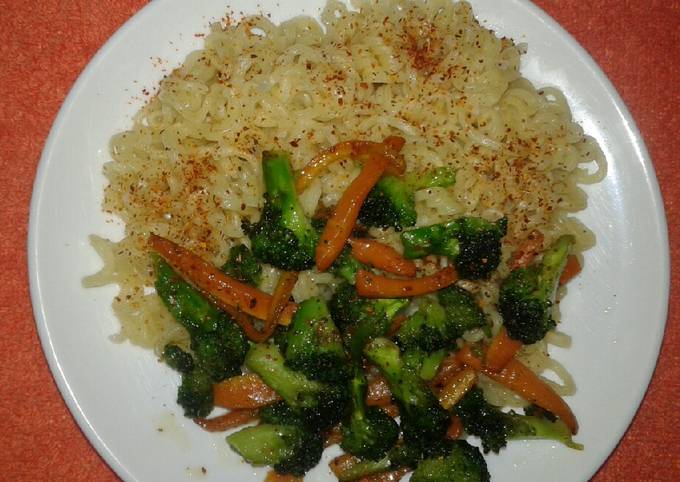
86 0 606 403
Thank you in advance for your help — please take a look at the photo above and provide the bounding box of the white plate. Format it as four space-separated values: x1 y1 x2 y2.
29 1 669 481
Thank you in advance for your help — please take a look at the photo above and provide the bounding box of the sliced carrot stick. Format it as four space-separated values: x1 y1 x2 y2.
432 352 462 388
438 367 477 410
510 230 544 270
455 345 578 434
446 415 463 440
559 255 581 285
254 271 299 342
358 468 410 482
355 266 458 298
329 454 361 480
316 153 390 271
213 373 281 409
380 403 400 418
386 313 408 338
483 358 578 434
324 424 343 448
454 344 482 370
366 374 393 407
296 137 405 192
349 238 417 277
148 234 297 328
264 471 303 482
194 409 258 432
485 327 523 372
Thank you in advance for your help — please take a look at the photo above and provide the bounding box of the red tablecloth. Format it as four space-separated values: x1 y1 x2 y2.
1 1 678 480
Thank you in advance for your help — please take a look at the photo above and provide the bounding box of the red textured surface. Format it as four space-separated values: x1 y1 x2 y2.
1 0 678 480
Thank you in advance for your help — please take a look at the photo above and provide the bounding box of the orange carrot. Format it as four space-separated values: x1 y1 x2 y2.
483 359 578 434
213 373 281 409
510 230 544 270
386 313 408 338
329 454 361 480
148 234 297 329
324 424 343 448
358 468 410 482
349 238 417 277
455 345 578 434
366 375 393 407
316 153 390 271
194 409 259 432
380 403 400 418
255 271 299 342
355 266 458 298
432 352 462 388
485 327 523 372
559 255 581 285
296 137 405 192
438 367 477 410
446 415 463 440
265 470 303 482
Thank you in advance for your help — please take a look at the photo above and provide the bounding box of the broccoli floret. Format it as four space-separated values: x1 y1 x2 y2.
498 235 575 344
227 423 323 476
401 217 507 279
396 288 485 352
332 443 423 481
162 344 194 374
284 297 349 382
437 285 487 338
403 348 447 381
245 343 348 430
410 440 490 482
330 246 367 285
341 368 399 460
454 387 582 454
155 256 221 333
220 244 262 286
190 324 247 381
330 283 408 361
259 401 309 428
176 369 213 418
155 258 248 417
243 151 319 271
364 338 449 448
359 167 456 231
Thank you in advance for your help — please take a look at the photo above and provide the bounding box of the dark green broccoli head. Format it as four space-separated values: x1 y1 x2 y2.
190 325 245 382
226 423 323 477
437 285 487 339
330 282 408 361
453 387 508 454
177 369 213 418
454 386 582 453
499 235 574 344
259 401 309 428
364 338 449 448
162 344 194 374
243 151 318 271
245 343 349 431
341 369 399 460
410 440 490 482
220 244 262 286
284 297 350 383
359 167 456 231
401 217 507 279
396 299 449 351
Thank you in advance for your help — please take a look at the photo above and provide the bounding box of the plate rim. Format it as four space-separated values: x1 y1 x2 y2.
27 1 670 481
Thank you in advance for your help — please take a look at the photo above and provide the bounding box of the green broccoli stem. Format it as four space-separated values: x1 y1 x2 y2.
403 166 456 190
154 256 221 334
535 234 575 300
505 413 583 450
245 343 323 410
364 338 449 446
227 424 296 466
262 150 318 255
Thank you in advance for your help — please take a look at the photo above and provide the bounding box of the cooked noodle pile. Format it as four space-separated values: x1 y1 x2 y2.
84 0 606 405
